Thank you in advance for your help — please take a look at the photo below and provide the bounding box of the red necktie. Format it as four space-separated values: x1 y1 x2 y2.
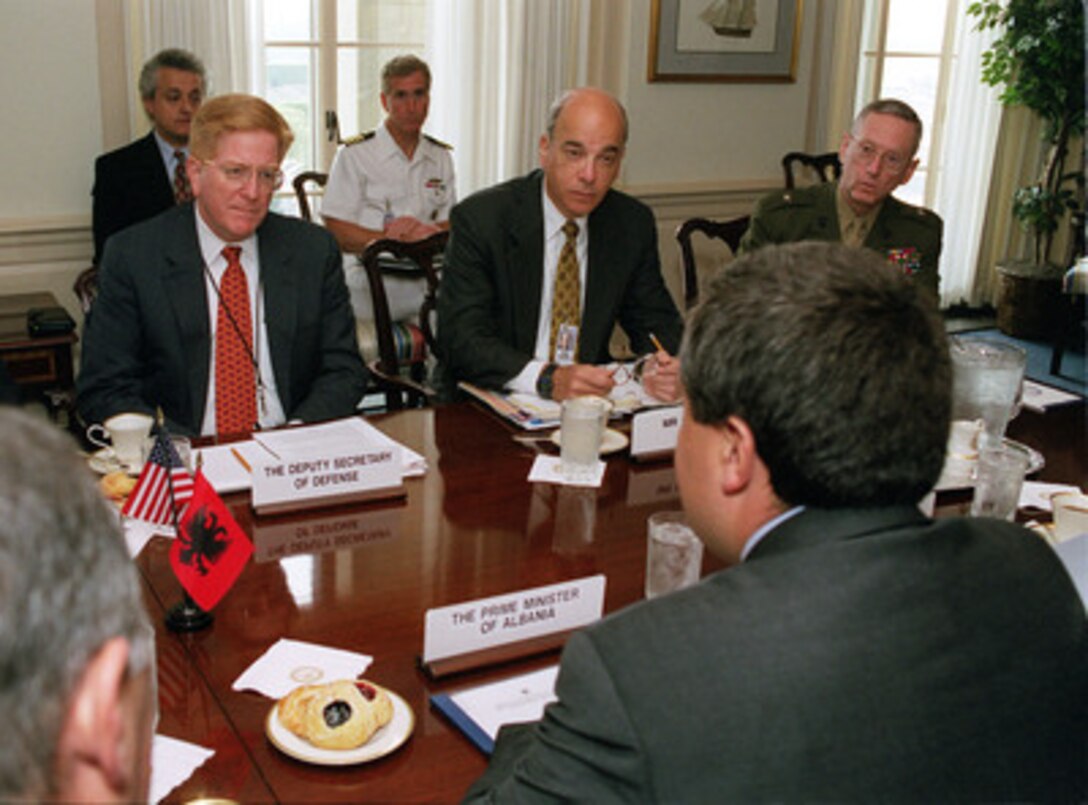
215 247 256 436
173 150 193 203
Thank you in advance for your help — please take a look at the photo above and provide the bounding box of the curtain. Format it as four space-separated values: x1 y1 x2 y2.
427 0 612 198
122 0 252 137
930 0 1003 307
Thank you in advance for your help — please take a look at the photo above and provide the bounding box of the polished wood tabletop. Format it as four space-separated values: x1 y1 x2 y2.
137 399 1085 803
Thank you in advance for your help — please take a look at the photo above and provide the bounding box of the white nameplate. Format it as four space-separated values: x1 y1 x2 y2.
251 444 404 515
630 405 683 460
626 466 680 506
422 575 606 664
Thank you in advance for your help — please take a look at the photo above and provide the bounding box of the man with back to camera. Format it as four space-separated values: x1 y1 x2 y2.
0 408 156 802
78 94 368 437
321 54 457 338
463 242 1086 802
437 87 683 403
739 98 943 297
92 48 206 264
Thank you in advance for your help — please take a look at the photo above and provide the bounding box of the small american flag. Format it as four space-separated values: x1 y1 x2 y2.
122 431 194 525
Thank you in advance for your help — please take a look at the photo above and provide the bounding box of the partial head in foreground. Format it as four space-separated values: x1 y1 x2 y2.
0 409 155 801
678 242 949 552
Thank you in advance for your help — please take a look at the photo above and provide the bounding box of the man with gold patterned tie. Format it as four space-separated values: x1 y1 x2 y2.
438 88 683 403
78 94 367 437
92 49 206 265
739 98 943 297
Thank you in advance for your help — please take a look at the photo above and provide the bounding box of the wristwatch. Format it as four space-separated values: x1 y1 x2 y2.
536 363 559 400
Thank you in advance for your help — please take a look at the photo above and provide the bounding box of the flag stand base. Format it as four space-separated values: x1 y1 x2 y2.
165 599 213 632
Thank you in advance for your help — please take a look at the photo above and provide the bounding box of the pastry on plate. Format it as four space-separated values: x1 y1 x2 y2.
99 470 137 503
277 679 394 750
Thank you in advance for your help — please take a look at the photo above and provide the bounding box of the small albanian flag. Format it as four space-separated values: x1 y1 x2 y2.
169 471 253 611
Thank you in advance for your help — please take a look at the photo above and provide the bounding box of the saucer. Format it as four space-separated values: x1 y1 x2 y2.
935 438 1044 491
87 449 141 476
549 428 629 455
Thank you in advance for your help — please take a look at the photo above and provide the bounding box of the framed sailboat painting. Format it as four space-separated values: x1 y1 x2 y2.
648 0 802 82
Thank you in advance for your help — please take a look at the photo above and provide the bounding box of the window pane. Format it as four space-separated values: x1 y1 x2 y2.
897 168 926 207
336 47 409 139
879 56 939 159
886 0 945 53
265 46 315 178
265 0 314 41
337 0 427 45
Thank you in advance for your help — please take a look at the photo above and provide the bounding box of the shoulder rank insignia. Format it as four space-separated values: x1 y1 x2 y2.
423 134 453 150
341 130 376 146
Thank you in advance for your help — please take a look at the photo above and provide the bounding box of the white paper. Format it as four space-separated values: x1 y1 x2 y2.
1020 481 1082 512
150 734 214 804
193 440 265 494
1021 380 1082 413
123 518 171 557
448 666 559 742
254 418 426 476
197 419 425 495
528 454 606 488
231 638 373 699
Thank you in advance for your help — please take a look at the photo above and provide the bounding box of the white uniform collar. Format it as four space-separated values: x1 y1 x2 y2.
377 119 433 165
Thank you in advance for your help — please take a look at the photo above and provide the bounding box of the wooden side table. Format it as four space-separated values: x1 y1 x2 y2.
0 292 77 421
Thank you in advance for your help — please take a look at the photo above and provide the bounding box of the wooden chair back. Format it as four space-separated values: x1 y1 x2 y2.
360 231 448 409
292 171 328 222
781 151 842 189
675 216 750 310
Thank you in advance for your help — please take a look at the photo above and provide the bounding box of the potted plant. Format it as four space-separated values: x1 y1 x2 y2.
967 0 1085 337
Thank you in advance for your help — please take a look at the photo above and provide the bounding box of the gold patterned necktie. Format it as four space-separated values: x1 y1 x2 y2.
549 219 580 361
215 246 256 436
173 150 193 204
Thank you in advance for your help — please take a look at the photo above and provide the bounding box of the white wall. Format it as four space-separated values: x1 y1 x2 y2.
0 0 102 225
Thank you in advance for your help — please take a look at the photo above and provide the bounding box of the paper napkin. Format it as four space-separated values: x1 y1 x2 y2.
231 637 373 699
123 517 172 559
150 734 214 804
528 454 606 488
1020 481 1081 511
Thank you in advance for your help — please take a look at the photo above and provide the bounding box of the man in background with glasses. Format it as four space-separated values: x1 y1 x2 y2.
92 48 206 265
740 98 943 297
79 94 368 437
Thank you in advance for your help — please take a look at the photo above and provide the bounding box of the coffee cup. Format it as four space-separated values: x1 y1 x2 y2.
86 412 154 471
1050 491 1088 543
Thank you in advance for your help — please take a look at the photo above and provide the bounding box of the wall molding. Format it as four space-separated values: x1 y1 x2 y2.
0 217 92 267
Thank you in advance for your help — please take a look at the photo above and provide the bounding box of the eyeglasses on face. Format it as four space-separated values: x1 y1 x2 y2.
201 160 284 190
848 136 910 174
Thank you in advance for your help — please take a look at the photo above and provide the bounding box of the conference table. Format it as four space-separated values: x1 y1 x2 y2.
137 398 1086 803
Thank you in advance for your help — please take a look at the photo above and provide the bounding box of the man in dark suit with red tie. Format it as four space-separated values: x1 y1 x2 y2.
91 49 206 265
78 94 367 437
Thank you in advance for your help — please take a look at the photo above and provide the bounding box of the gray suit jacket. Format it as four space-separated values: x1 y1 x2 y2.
465 507 1087 803
77 205 368 435
437 171 683 392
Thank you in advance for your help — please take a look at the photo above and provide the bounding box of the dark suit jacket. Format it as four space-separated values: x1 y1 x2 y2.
465 507 1087 803
739 181 943 297
92 132 177 264
437 171 683 392
77 205 368 435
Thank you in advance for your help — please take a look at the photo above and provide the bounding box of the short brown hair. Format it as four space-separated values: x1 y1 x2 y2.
854 98 923 156
381 54 431 95
189 93 294 162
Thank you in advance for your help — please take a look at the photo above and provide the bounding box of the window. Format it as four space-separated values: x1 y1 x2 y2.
251 0 429 211
854 0 959 206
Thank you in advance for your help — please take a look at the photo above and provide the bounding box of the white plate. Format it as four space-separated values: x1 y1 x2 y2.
549 427 629 456
265 688 414 766
935 438 1045 492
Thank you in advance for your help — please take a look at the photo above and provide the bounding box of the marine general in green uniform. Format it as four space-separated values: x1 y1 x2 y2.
740 99 942 297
